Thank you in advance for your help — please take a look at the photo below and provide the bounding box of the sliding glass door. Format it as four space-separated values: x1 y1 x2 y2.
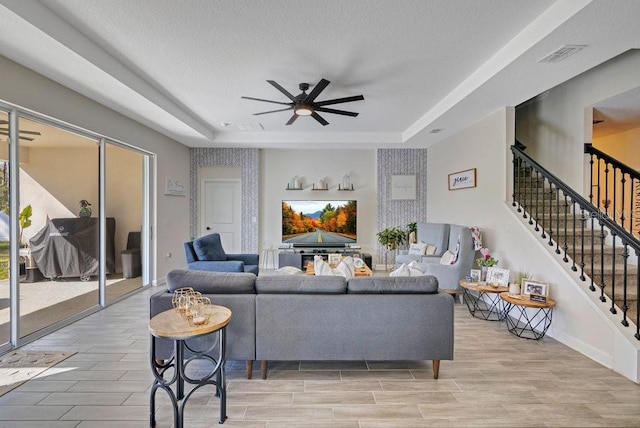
105 143 145 303
0 109 12 351
0 104 152 347
18 116 101 338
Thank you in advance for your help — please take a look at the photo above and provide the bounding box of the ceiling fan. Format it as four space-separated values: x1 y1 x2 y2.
0 120 42 141
241 78 364 126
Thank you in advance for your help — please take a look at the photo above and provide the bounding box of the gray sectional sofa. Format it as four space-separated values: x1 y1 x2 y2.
150 269 454 379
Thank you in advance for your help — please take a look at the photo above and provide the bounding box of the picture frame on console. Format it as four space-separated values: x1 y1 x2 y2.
469 269 481 283
486 267 510 286
522 279 548 297
328 253 342 267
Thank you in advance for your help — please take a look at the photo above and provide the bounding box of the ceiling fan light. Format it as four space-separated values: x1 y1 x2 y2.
295 105 313 116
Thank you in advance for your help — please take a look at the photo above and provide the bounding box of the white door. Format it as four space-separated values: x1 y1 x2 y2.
201 179 242 253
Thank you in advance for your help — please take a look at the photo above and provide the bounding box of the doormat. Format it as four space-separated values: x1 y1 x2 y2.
0 350 76 397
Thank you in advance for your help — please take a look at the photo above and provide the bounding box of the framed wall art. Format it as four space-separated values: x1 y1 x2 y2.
391 175 416 200
448 168 476 191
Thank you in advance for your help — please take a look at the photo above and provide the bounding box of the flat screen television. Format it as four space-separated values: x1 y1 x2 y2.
282 200 357 246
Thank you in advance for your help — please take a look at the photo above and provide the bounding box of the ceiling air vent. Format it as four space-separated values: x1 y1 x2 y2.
537 45 587 64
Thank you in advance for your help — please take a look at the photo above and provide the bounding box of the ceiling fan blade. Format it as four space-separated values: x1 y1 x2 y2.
0 127 41 135
316 95 365 106
241 96 292 106
315 107 359 117
267 80 297 102
311 112 329 126
285 114 299 126
305 78 330 103
0 131 34 141
253 107 293 116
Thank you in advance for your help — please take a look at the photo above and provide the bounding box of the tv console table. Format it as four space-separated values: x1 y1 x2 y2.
278 250 372 270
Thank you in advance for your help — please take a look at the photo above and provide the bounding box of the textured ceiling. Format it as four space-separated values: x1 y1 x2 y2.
0 0 639 149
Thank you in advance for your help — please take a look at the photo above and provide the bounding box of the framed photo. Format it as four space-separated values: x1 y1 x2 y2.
391 175 416 200
469 269 481 283
327 253 342 267
164 177 186 196
448 168 476 191
522 279 548 297
486 267 510 286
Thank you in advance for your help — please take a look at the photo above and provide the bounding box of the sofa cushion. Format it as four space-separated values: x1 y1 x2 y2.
193 234 227 261
166 269 256 293
256 275 347 294
347 276 439 294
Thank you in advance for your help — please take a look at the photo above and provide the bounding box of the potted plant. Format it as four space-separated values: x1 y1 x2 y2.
476 247 498 281
377 227 406 250
18 204 32 247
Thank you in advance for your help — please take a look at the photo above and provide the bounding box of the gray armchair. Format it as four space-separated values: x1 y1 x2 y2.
184 233 259 275
417 224 474 292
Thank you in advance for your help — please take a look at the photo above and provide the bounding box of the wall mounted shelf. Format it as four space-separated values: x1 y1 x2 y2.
285 186 303 190
338 184 355 191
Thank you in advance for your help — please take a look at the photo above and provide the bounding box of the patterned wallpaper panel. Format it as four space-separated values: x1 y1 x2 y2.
376 148 428 265
190 148 259 253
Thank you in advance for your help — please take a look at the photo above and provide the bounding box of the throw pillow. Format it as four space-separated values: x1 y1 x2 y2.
193 235 227 261
390 263 410 277
425 244 437 255
313 255 335 276
439 250 455 265
275 266 304 275
407 261 426 276
334 256 355 279
408 243 427 255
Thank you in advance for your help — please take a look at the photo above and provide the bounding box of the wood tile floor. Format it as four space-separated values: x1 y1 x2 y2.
1 286 639 427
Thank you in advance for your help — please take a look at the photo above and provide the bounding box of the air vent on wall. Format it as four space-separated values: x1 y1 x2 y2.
537 45 587 64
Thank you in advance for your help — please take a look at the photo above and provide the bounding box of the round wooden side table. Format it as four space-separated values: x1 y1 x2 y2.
148 305 232 427
459 279 508 321
500 292 556 340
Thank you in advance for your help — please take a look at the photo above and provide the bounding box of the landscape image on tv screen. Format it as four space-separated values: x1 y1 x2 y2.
282 200 357 245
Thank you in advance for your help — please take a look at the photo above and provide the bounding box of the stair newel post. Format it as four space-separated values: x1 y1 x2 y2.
579 206 586 280
540 177 547 239
621 243 629 327
516 154 523 213
598 218 607 303
589 213 596 292
554 187 561 254
619 171 626 231
561 192 568 259
534 170 540 232
588 151 595 205
528 163 534 225
604 161 610 217
629 177 635 237
571 200 577 271
635 248 640 341
511 151 517 208
522 160 528 219
610 234 617 314
548 183 554 247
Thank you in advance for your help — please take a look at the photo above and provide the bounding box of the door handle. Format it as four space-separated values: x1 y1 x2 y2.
206 226 211 230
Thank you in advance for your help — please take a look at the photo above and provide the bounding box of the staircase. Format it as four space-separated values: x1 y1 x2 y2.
512 144 640 337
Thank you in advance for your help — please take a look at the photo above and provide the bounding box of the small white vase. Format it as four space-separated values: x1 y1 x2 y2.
509 282 521 295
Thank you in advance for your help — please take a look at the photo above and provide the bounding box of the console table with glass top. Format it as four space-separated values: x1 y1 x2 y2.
458 279 508 321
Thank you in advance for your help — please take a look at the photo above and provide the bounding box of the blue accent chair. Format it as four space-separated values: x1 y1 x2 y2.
184 233 259 275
